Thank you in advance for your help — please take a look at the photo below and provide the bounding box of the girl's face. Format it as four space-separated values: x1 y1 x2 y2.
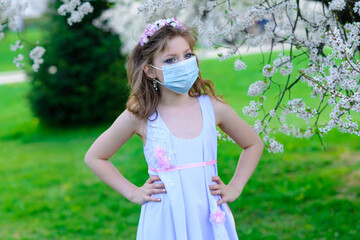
147 36 194 84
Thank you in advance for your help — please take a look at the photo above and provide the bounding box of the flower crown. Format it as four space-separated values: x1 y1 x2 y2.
139 18 186 46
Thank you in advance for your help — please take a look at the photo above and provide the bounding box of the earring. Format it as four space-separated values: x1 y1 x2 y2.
153 79 158 91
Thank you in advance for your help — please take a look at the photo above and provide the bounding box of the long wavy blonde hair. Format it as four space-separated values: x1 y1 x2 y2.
126 23 224 121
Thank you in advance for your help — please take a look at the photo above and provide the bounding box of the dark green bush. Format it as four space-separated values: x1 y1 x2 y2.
27 0 129 127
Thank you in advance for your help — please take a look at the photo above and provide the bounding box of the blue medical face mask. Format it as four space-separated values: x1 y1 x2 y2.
150 55 199 94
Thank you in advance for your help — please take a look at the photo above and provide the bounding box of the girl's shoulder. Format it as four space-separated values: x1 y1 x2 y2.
121 108 145 125
119 109 147 140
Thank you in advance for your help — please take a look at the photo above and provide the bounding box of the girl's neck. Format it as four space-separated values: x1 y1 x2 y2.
159 89 195 108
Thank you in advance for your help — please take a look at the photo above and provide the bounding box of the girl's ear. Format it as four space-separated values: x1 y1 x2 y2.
143 64 156 79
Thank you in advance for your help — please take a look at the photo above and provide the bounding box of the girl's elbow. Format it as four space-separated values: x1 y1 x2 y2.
84 152 94 164
253 137 264 151
259 139 265 148
84 156 91 165
84 153 108 164
254 134 264 148
258 139 265 149
258 141 265 156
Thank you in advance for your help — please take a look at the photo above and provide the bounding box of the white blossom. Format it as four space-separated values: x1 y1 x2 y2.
328 96 336 106
67 10 82 25
13 53 24 68
2 0 28 31
78 2 94 16
139 0 186 22
58 0 94 26
234 59 247 71
252 119 264 134
329 0 346 11
273 53 293 76
29 46 46 72
355 2 360 15
243 100 260 117
263 135 284 153
0 0 10 10
248 80 267 96
216 130 235 143
58 0 80 15
218 49 235 61
303 127 315 138
269 109 276 117
48 65 58 75
287 98 317 123
279 123 291 135
279 115 287 123
262 64 278 77
216 130 222 140
10 40 23 51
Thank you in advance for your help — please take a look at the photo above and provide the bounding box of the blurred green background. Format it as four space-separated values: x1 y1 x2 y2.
1 24 360 240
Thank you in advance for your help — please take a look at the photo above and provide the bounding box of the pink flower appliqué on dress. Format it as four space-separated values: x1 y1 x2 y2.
209 207 226 226
153 145 172 170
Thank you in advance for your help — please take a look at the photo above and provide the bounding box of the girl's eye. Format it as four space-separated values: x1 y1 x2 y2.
185 53 193 58
164 53 194 64
165 58 176 64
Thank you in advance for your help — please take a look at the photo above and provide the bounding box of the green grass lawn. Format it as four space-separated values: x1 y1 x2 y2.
0 54 359 239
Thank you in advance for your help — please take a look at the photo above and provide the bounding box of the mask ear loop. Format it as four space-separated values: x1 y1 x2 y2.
150 64 162 70
149 64 164 87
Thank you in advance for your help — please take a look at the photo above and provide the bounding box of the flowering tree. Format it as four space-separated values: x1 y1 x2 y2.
0 0 94 72
1 0 359 153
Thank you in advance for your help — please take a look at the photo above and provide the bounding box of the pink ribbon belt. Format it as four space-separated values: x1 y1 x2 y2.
148 160 217 173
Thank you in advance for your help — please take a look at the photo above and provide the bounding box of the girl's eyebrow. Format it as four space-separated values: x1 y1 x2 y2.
163 48 191 57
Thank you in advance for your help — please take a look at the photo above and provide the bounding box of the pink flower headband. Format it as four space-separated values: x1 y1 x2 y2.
139 18 186 46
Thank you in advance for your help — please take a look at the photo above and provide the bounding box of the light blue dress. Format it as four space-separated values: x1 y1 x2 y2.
137 94 239 240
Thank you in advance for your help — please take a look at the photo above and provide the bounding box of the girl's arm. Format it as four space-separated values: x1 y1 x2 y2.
84 109 166 205
209 97 265 205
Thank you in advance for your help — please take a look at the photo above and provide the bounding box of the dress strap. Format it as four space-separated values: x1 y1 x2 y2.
198 94 216 126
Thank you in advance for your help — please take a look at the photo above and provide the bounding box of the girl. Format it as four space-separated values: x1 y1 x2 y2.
85 18 264 240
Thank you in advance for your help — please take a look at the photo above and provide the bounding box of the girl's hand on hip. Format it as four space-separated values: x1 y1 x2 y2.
130 175 166 205
209 176 241 206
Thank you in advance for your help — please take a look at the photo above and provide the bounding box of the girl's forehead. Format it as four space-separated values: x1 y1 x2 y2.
166 36 189 47
158 36 191 56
